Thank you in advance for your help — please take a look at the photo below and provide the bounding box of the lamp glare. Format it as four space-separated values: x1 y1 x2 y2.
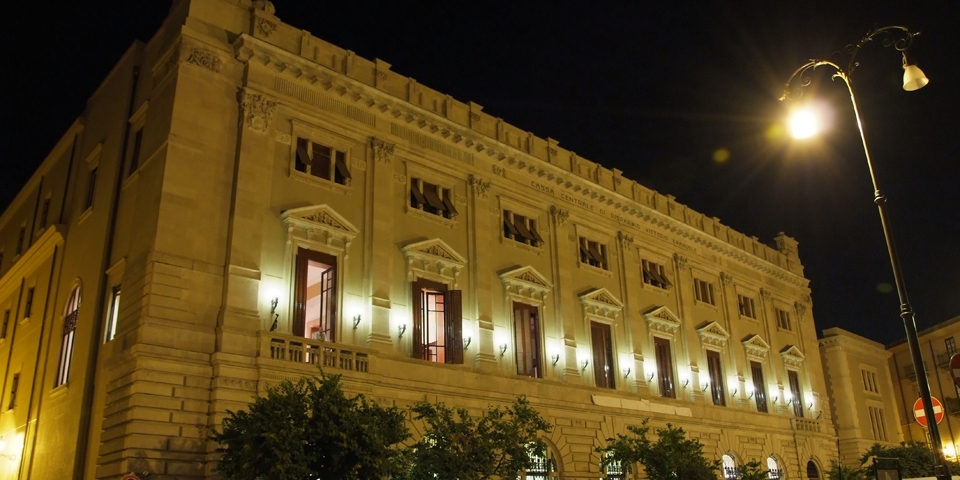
788 108 819 139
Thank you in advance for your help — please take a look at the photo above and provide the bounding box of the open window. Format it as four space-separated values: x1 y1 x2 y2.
412 278 462 364
56 285 81 387
295 138 351 185
294 248 338 342
592 322 616 389
514 303 542 378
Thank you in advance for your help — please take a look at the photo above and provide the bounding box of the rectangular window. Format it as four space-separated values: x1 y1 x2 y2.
24 288 35 318
1 310 9 339
412 279 462 364
7 374 19 411
591 322 615 389
513 303 542 378
503 210 543 247
104 286 121 343
788 370 804 417
84 167 98 210
751 361 768 413
39 197 51 229
776 309 792 331
654 337 675 398
947 337 957 357
694 278 715 305
410 178 457 219
641 259 671 289
578 237 608 270
128 127 143 176
738 294 756 319
295 138 351 185
869 406 888 441
294 248 338 342
707 350 725 406
16 227 25 255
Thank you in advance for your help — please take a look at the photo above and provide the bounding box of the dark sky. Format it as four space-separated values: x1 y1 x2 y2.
2 1 958 345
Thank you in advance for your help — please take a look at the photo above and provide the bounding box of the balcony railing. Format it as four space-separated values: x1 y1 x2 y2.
791 417 821 433
263 334 370 374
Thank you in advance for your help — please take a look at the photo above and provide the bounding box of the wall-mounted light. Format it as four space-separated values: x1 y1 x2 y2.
815 410 823 420
731 387 738 396
682 378 690 389
463 336 472 350
269 297 279 331
580 360 590 372
808 402 814 410
701 382 710 392
551 354 560 366
352 315 362 330
397 324 407 340
623 368 632 379
647 371 655 381
499 344 508 357
0 437 16 460
772 395 779 404
748 391 755 399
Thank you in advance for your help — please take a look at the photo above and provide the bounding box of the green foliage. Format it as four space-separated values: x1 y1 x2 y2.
403 396 552 480
824 461 868 480
598 419 719 480
860 441 960 478
212 373 409 480
737 459 769 480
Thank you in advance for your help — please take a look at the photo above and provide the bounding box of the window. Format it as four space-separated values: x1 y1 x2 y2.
868 406 888 441
410 177 457 219
7 374 19 411
413 278 462 364
654 337 675 398
1 310 9 340
707 350 725 406
293 248 338 342
84 167 98 210
16 226 25 255
591 322 615 389
513 303 542 378
788 370 804 417
24 288 34 318
503 210 543 247
767 457 783 480
104 286 121 343
806 460 821 479
947 337 957 357
578 237 608 270
56 286 81 387
694 278 715 305
641 259 671 289
603 452 631 479
861 369 880 394
39 197 51 229
295 138 351 185
751 361 767 413
738 294 756 319
722 454 739 480
126 127 144 176
775 309 792 331
521 444 557 480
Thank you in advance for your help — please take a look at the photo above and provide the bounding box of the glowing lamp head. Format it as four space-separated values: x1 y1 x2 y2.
902 63 929 91
788 107 820 139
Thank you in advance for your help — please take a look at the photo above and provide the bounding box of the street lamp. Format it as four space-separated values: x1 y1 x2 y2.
780 26 945 480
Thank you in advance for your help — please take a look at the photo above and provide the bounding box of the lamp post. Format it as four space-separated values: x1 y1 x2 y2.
780 26 946 480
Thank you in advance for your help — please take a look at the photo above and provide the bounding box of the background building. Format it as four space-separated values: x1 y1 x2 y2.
0 0 838 478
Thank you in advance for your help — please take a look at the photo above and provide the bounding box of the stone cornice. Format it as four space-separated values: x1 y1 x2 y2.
0 225 65 299
818 334 892 359
232 33 809 290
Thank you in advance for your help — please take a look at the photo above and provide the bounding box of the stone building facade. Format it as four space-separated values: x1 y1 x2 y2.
0 0 838 478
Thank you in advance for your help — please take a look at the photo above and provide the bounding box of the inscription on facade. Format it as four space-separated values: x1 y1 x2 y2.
560 193 594 211
530 181 555 196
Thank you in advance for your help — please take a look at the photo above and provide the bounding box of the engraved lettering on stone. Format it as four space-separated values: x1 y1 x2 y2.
241 92 278 133
186 47 222 73
371 137 395 164
255 16 278 36
492 165 506 177
469 175 491 199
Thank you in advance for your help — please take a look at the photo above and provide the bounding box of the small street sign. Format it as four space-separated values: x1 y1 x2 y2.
913 396 944 427
950 353 960 388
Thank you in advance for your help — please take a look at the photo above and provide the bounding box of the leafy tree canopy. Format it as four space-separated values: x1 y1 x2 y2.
598 419 719 480
737 459 770 480
403 396 552 480
860 441 960 479
824 461 869 480
212 373 409 480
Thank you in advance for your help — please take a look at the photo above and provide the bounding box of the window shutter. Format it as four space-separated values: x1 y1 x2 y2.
293 249 308 336
410 183 427 208
423 185 446 211
412 282 424 359
504 215 521 237
334 150 352 181
322 264 337 342
445 290 463 364
529 222 544 245
296 138 311 172
441 192 458 217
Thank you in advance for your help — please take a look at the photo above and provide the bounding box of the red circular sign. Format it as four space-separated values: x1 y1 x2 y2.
950 354 960 388
913 396 944 427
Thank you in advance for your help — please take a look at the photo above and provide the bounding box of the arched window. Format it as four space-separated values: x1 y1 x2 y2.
767 456 783 479
55 286 81 386
806 460 820 479
522 443 559 480
603 451 632 480
722 454 739 480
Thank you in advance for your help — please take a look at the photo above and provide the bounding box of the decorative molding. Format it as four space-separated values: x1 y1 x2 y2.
255 16 278 37
273 131 292 144
371 137 395 164
550 206 569 227
240 92 278 133
469 175 491 199
579 288 624 321
780 345 805 367
794 301 807 319
282 204 359 253
673 253 688 271
720 272 733 287
742 334 771 359
186 47 222 73
500 266 553 304
393 173 406 184
351 158 367 171
402 238 466 287
492 164 506 177
696 321 730 348
760 288 773 301
617 231 634 248
643 306 682 336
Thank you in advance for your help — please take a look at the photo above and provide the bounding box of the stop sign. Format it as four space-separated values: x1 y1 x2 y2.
913 396 944 427
951 353 960 388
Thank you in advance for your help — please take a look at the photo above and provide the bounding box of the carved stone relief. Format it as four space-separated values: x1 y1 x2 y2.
240 92 278 133
371 137 395 164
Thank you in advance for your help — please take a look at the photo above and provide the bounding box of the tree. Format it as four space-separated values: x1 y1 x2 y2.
737 459 770 480
403 396 552 480
824 461 868 480
860 441 960 479
598 419 719 480
212 373 409 480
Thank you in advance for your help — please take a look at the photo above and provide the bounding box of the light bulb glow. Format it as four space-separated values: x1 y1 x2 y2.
788 108 820 139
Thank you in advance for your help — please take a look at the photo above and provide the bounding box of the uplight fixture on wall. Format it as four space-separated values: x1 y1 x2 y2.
772 395 779 403
463 336 472 350
551 354 560 366
701 383 710 392
647 371 655 382
623 368 631 379
682 378 690 389
352 315 361 330
397 324 407 340
499 344 508 357
747 390 755 399
731 387 738 396
269 298 279 331
580 360 590 372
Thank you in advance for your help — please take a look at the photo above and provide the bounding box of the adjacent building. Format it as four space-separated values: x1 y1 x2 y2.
0 0 838 478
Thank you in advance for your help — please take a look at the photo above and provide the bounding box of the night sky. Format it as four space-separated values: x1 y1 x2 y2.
2 1 958 345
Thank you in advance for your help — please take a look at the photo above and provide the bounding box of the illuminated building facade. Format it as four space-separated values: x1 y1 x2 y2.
0 0 839 478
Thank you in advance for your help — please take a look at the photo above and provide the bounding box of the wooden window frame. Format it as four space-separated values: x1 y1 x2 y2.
654 336 675 398
412 278 463 364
